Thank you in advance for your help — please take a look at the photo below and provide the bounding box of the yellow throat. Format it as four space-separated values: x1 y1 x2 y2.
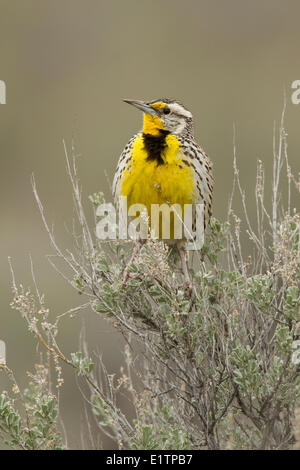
142 101 166 136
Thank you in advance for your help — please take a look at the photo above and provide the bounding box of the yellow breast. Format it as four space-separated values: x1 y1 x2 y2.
120 134 196 240
120 134 195 215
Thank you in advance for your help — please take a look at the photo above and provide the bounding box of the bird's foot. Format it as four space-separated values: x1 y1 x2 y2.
184 280 193 294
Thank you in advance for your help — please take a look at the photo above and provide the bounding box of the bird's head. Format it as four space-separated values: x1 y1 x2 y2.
123 98 194 137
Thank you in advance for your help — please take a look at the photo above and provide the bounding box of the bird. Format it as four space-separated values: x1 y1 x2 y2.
112 98 213 289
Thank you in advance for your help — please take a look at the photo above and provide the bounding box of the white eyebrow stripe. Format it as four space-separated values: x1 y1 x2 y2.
168 103 192 118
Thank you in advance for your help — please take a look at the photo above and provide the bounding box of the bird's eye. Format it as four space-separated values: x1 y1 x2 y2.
163 107 171 115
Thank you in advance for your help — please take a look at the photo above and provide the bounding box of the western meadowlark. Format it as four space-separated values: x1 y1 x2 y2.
112 98 213 289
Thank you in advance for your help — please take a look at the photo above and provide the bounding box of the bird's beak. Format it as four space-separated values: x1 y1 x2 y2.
123 99 157 116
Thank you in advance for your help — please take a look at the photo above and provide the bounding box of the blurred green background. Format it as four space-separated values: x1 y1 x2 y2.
0 0 299 449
